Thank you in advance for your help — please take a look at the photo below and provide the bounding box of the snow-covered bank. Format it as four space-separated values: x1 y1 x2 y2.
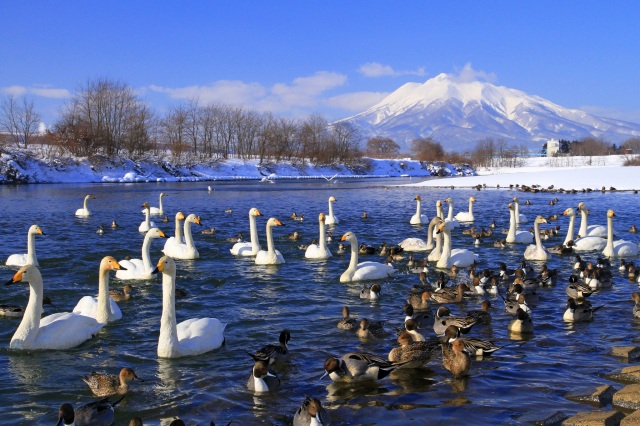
0 146 475 183
404 155 640 191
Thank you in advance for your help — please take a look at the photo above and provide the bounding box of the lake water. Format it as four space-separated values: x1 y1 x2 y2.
0 178 639 425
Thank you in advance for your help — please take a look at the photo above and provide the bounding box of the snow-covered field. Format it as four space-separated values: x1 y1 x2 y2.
406 154 640 191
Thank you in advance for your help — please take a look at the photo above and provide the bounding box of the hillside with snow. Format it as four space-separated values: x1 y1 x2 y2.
340 73 640 151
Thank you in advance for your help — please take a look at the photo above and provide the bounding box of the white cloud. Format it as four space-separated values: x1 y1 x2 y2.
325 92 389 112
1 85 71 99
358 62 426 78
450 63 497 83
146 80 266 106
580 105 640 124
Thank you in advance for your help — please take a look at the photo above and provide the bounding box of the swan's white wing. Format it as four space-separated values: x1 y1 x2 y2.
6 254 28 267
177 318 226 355
29 312 104 350
73 296 123 321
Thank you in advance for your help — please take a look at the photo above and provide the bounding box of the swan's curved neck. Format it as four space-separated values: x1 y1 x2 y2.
467 199 474 216
12 274 44 348
416 199 422 217
564 214 575 245
328 200 335 217
158 194 164 214
26 230 38 265
265 223 276 255
183 219 195 249
578 208 588 237
426 220 435 247
436 204 443 220
438 228 452 266
159 270 179 357
507 209 516 241
533 220 543 250
514 201 520 223
347 236 359 273
319 220 327 251
83 196 89 211
605 215 614 253
174 216 183 242
144 209 151 226
447 203 454 221
249 213 260 253
141 234 154 273
96 264 111 323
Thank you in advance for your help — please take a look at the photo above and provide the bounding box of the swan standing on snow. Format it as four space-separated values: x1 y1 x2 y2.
139 202 157 233
255 218 286 265
602 209 639 258
230 208 263 256
75 195 95 217
505 203 533 244
399 216 440 252
144 192 168 215
562 208 606 251
116 228 167 280
305 213 333 259
6 265 104 350
73 256 125 323
435 221 478 268
444 198 459 229
454 197 476 223
577 202 607 237
512 197 528 224
6 224 45 267
325 196 339 225
524 216 551 261
410 195 428 225
153 256 226 358
162 214 201 259
340 231 395 282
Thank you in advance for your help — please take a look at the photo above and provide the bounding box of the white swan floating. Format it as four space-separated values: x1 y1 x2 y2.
325 196 339 225
340 231 395 282
524 216 551 261
75 195 95 217
116 228 167 280
436 220 478 268
562 208 606 251
512 197 528 224
305 213 333 259
154 256 226 358
6 224 45 267
454 197 476 223
577 202 607 238
162 213 201 259
164 212 185 250
6 265 104 350
139 202 157 233
602 209 639 258
255 218 285 265
73 256 125 323
399 216 439 252
143 192 168 215
505 203 533 244
444 198 459 229
230 208 263 257
410 195 428 225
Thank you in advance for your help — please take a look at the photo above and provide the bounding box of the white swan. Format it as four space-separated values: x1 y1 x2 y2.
436 200 444 220
325 196 339 225
340 231 395 282
577 202 607 238
562 208 606 251
75 195 95 217
427 218 444 262
162 214 201 259
602 209 639 258
6 265 104 350
255 218 285 265
143 192 168 215
399 216 439 252
410 195 428 225
305 213 333 259
435 221 478 268
72 256 125 323
6 224 45 267
163 212 185 252
512 197 528 224
139 202 157 233
524 216 551 261
230 208 263 256
444 198 459 229
116 228 167 280
454 197 476 222
505 203 533 244
153 256 226 358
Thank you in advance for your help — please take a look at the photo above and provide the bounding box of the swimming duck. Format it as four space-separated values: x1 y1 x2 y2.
290 212 299 219
466 300 492 324
361 211 369 219
253 329 291 365
56 396 125 426
357 318 386 339
565 274 594 299
402 318 426 342
433 306 477 335
563 298 599 322
111 220 119 228
321 352 399 382
224 208 232 214
0 296 54 318
83 367 143 397
508 308 534 334
337 306 357 330
443 325 500 357
442 338 471 378
403 304 430 326
109 284 134 303
407 291 430 311
294 214 304 222
358 243 377 255
247 354 280 393
336 243 346 255
96 226 105 235
630 225 637 233
632 293 640 319
388 331 441 368
201 227 216 235
293 396 331 426
360 283 381 300
428 284 470 304
288 231 301 240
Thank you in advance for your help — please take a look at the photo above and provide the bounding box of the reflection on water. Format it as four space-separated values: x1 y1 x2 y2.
0 178 639 424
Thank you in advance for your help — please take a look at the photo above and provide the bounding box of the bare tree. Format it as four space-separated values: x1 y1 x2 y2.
331 121 361 162
0 94 42 148
411 137 445 162
366 137 400 158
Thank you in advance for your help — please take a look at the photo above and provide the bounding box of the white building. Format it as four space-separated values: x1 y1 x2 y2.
547 139 559 157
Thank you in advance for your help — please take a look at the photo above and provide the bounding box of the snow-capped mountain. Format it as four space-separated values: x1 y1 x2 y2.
340 73 640 151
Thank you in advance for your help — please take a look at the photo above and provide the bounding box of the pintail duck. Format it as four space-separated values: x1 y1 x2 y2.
620 259 629 273
494 239 507 248
247 354 280 393
490 220 496 228
226 233 243 243
566 274 594 299
466 300 492 324
443 325 500 357
388 331 441 368
0 296 54 318
360 283 381 300
525 200 532 205
574 254 585 270
632 293 640 319
357 318 386 339
253 329 291 364
288 231 301 240
403 304 430 326
508 308 534 334
56 395 125 426
293 396 331 426
290 212 299 219
358 243 376 255
321 352 400 382
404 318 426 342
201 227 216 235
428 284 470 304
337 306 357 330
584 267 612 290
293 214 305 222
83 367 143 397
563 298 601 322
538 264 558 286
433 306 477 335
361 211 369 219
109 284 134 303
630 224 637 233
407 291 430 311
442 338 471 378
111 220 119 228
224 208 232 214
336 243 346 255
96 226 105 235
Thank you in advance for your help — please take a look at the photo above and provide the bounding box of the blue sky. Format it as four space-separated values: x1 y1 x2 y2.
1 1 639 127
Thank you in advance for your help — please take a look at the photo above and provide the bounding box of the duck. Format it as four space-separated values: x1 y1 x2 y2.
247 354 280 393
410 195 428 224
388 331 441 368
466 300 492 324
305 213 333 259
430 284 470 304
505 203 533 244
294 214 305 222
561 208 606 251
201 227 216 235
110 220 119 229
229 208 263 257
83 367 143 397
340 232 395 283
161 216 170 223
75 194 95 217
337 306 358 330
336 243 347 255
407 291 430 311
56 396 125 426
630 225 637 233
443 198 459 229
523 216 551 261
361 211 369 219
224 208 233 214
253 330 291 365
325 196 339 225
442 325 500 357
162 213 202 259
6 265 104 350
6 224 45 267
116 228 167 280
403 304 430 326
153 256 226 358
72 256 126 323
442 338 471 378
454 196 476 222
293 396 331 426
290 212 299 219
433 306 477 335
360 283 381 300
602 209 639 258
512 197 528 224
508 308 534 334
226 233 244 243
436 221 479 268
563 298 598 322
138 202 157 233
404 318 426 342
288 231 301 240
566 274 594 299
632 293 640 319
357 318 386 339
255 218 286 265
358 243 377 255
109 284 134 303
577 202 607 237
321 352 399 382
0 296 54 318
